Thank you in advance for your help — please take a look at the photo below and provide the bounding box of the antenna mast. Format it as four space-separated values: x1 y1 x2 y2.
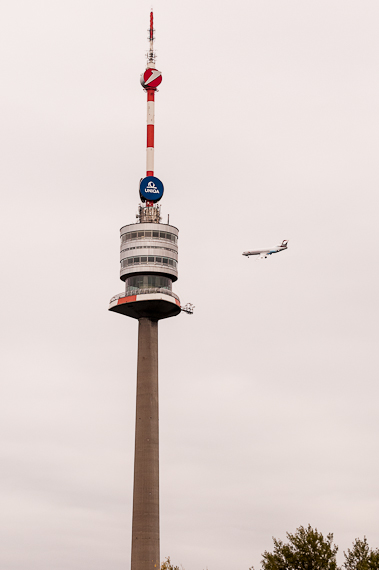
140 10 162 191
147 10 155 67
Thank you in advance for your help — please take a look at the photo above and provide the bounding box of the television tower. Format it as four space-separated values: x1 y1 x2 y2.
109 11 187 570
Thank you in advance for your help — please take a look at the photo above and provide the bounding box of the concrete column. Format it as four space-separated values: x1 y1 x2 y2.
131 317 160 570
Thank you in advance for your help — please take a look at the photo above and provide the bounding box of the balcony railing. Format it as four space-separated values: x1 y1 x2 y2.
110 288 180 305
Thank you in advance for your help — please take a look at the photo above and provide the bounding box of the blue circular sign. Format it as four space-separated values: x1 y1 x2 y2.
139 176 164 203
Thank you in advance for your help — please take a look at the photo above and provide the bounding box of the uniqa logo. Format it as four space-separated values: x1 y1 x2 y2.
145 181 160 194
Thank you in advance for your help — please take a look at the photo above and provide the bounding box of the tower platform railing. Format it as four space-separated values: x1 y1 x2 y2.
110 288 180 304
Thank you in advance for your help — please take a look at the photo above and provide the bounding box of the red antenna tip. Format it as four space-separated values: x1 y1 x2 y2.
150 11 154 40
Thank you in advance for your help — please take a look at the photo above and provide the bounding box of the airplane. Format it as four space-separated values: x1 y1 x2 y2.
242 240 288 259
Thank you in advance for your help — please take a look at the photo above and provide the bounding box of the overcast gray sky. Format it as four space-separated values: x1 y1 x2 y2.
1 1 379 569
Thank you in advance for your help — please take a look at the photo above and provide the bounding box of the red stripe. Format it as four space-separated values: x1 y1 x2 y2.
147 124 154 147
147 91 155 102
117 295 137 305
147 170 154 176
150 12 153 40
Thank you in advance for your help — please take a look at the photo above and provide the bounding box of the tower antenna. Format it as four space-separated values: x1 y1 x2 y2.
140 9 162 191
147 9 155 67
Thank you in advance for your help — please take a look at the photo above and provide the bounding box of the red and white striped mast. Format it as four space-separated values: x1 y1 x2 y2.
140 11 163 207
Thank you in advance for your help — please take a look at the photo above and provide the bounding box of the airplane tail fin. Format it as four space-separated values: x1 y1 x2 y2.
281 239 288 247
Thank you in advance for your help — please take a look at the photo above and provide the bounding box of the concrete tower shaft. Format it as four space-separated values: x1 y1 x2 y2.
131 318 160 570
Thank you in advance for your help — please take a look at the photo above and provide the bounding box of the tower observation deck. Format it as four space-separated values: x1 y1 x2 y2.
109 205 181 320
108 11 182 570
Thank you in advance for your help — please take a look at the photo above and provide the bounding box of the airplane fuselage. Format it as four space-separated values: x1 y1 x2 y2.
242 241 288 258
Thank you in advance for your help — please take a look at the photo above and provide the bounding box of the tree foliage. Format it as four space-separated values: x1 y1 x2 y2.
343 537 379 570
253 524 339 570
161 531 379 570
161 556 181 570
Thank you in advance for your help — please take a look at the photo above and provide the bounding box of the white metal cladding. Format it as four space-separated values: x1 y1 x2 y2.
119 222 179 282
120 263 178 281
147 101 155 125
146 148 154 172
120 245 178 260
120 222 179 236
121 236 178 250
119 253 178 276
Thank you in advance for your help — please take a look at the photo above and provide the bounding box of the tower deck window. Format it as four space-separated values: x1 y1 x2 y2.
121 256 177 269
121 229 177 244
125 275 172 292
